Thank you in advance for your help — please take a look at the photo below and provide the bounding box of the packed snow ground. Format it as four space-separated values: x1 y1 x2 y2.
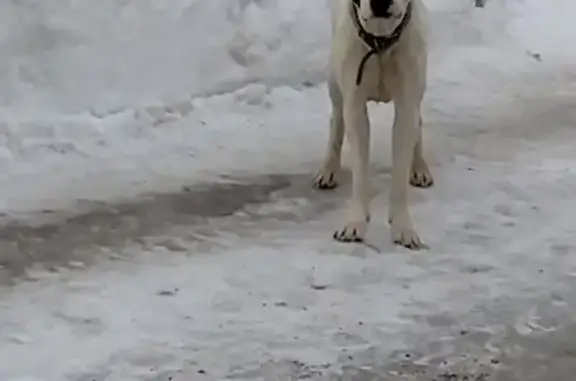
2 0 576 380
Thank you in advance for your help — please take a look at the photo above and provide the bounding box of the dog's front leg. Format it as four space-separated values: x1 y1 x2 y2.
333 97 371 242
389 97 425 249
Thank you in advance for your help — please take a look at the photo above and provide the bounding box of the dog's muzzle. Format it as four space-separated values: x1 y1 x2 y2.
350 0 413 86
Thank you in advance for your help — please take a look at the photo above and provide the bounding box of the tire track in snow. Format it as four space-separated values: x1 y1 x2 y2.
0 174 292 283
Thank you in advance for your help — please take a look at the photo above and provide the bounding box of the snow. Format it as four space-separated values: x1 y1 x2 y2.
2 0 572 216
1 0 576 380
0 0 329 115
0 0 571 216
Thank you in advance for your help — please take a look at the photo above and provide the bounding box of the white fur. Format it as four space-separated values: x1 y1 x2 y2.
313 0 433 249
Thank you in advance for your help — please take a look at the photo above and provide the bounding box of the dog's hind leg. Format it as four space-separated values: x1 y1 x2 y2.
410 114 434 188
333 98 371 242
314 78 344 190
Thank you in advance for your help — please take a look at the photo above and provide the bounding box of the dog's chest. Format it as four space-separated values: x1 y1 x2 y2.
363 54 396 103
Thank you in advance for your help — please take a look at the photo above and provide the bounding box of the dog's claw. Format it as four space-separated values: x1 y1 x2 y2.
333 220 367 243
313 171 338 190
391 223 427 250
410 170 434 188
409 165 434 188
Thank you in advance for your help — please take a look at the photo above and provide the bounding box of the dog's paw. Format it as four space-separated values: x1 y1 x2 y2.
313 169 338 190
390 221 428 250
333 220 368 243
410 166 434 188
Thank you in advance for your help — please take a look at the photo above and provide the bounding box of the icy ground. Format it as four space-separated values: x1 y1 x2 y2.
1 0 576 380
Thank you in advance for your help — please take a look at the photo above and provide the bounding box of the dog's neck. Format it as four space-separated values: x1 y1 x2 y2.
350 0 413 85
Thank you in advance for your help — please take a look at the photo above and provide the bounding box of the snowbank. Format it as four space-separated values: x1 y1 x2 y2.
0 0 330 116
0 0 571 118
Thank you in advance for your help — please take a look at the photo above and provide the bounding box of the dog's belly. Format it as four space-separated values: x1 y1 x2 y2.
364 61 394 103
366 78 392 103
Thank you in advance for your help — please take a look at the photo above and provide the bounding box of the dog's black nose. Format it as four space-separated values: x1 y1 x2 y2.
370 0 393 18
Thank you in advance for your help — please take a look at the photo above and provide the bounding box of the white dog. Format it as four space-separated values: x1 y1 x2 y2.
313 0 433 249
